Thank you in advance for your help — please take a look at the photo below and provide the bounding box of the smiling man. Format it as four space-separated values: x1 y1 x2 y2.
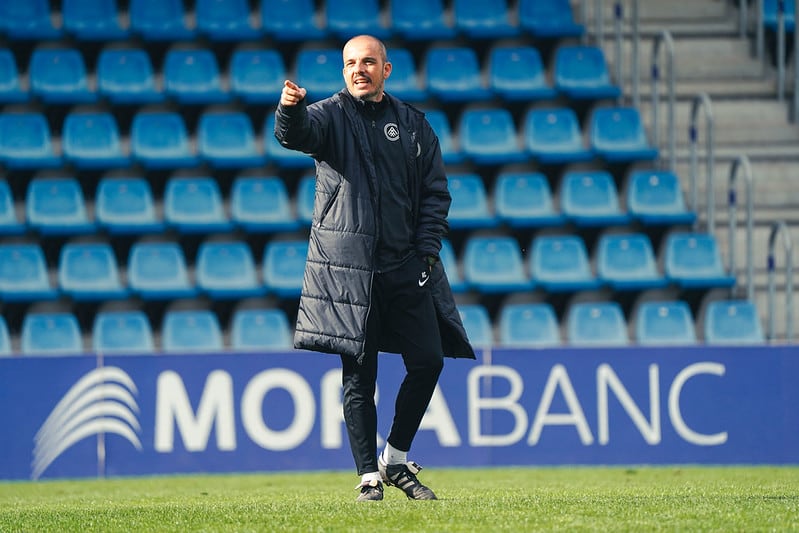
274 35 475 501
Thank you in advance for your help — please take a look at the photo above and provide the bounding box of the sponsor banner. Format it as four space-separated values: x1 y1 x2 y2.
0 346 797 480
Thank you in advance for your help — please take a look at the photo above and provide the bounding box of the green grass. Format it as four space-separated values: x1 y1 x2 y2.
1 467 798 532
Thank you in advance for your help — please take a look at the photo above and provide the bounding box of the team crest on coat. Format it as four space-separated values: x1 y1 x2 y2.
384 123 400 141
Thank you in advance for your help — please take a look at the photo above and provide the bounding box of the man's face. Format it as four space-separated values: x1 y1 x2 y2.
342 36 391 102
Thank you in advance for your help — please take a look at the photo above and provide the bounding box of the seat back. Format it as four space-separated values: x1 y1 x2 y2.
554 45 620 99
458 304 493 348
162 310 223 353
489 45 554 100
0 112 61 168
597 232 665 289
62 111 128 168
0 49 27 102
635 300 696 345
163 49 227 103
296 49 343 102
560 170 627 226
22 312 83 355
263 240 308 297
296 175 316 224
425 47 491 102
0 316 10 355
627 169 695 225
62 0 127 40
229 49 285 103
494 172 561 227
459 108 526 164
424 110 462 164
439 239 466 293
499 303 560 347
29 48 94 103
93 310 155 354
127 241 194 299
590 106 657 161
164 176 231 233
327 0 390 39
704 299 765 344
198 111 264 168
454 0 517 38
463 235 530 293
95 177 162 234
0 0 61 39
26 177 93 234
259 0 326 40
664 232 735 288
196 240 264 299
97 48 162 103
390 0 454 39
231 176 297 232
519 0 583 37
58 242 126 300
231 308 293 351
530 234 598 291
447 173 496 229
129 0 194 40
524 107 591 163
196 0 258 39
386 48 425 102
131 111 197 168
0 243 56 301
567 301 629 346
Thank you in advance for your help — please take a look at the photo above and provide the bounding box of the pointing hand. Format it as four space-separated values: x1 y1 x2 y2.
280 79 307 106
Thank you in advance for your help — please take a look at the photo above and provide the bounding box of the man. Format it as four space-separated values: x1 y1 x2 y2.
274 35 475 501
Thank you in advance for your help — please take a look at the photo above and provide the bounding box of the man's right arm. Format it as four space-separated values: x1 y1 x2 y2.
274 79 325 155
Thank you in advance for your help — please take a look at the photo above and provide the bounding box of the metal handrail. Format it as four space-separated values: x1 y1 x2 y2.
777 0 786 102
766 220 794 341
651 30 676 172
689 93 716 235
756 0 765 63
595 0 605 46
727 155 755 302
610 1 640 108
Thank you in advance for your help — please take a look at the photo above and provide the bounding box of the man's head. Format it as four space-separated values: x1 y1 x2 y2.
342 35 391 102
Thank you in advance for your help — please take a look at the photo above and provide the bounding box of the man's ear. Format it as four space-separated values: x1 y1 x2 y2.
383 61 392 80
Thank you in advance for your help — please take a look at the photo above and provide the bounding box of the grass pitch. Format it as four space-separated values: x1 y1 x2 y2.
1 467 798 532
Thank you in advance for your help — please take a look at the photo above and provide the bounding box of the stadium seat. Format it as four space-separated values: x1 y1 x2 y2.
590 106 658 162
62 0 129 41
424 110 463 164
131 111 199 169
198 111 266 168
458 108 528 165
229 49 285 104
554 45 621 101
95 177 164 235
425 47 492 103
29 48 96 103
0 49 29 103
704 299 765 344
457 304 493 349
386 49 426 102
494 172 564 228
296 49 344 103
0 180 25 235
62 111 130 169
447 173 497 229
530 234 600 293
0 0 62 40
296 175 316 225
260 0 327 41
129 0 195 41
626 169 696 226
0 243 58 301
164 176 233 234
518 0 584 38
0 316 10 356
231 308 293 352
164 49 229 104
127 241 196 300
58 242 128 301
567 301 629 346
523 108 593 164
489 46 556 101
0 112 61 169
664 232 736 289
560 170 630 227
454 0 518 38
97 48 164 104
195 0 260 41
463 235 532 293
439 239 466 293
231 176 299 233
262 240 308 297
499 303 560 348
596 233 667 291
162 310 223 353
264 114 315 168
26 177 95 235
762 0 796 32
327 0 391 39
92 310 155 354
635 300 697 346
21 312 83 356
195 241 266 300
390 0 455 40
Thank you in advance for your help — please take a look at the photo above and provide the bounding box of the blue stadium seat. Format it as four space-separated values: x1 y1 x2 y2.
229 49 285 104
664 232 736 289
0 0 61 40
424 110 463 164
127 241 196 300
457 304 493 349
447 173 497 229
499 303 560 348
519 0 584 38
0 243 58 301
263 240 308 297
489 46 556 101
704 299 765 345
58 242 127 301
296 49 343 103
327 0 391 39
62 111 130 169
231 308 293 352
439 239 466 293
560 170 630 227
454 0 518 38
29 48 96 103
0 316 10 356
196 0 260 41
524 108 593 164
590 106 658 162
164 176 233 234
530 234 600 293
231 176 298 233
635 300 697 346
92 310 155 354
198 111 266 168
626 169 696 226
762 0 795 32
390 0 455 40
554 45 621 101
260 0 327 41
21 312 83 356
264 114 315 168
0 180 25 235
164 49 229 104
62 0 129 41
0 49 29 102
196 241 266 300
386 49 426 102
95 177 164 235
567 301 629 346
129 0 195 41
494 172 564 228
26 177 95 235
131 111 199 169
425 47 492 103
459 108 527 165
597 233 667 291
0 112 61 169
97 48 164 104
296 175 316 225
162 310 223 353
463 235 532 293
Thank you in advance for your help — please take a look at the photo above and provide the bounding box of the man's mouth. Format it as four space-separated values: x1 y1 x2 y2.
354 78 371 87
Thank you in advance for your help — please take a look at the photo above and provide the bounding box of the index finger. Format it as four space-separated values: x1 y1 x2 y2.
284 79 300 91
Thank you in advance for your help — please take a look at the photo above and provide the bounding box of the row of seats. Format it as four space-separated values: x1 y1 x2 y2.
0 44 618 105
0 0 582 42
